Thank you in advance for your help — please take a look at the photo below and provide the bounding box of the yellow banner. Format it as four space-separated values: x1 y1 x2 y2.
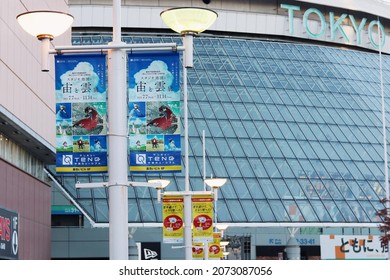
192 243 204 259
130 166 181 172
208 232 222 259
55 166 108 173
192 195 213 243
162 195 184 243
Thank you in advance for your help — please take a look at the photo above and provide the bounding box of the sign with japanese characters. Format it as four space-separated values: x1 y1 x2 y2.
162 195 184 243
0 207 19 260
320 235 388 259
192 243 205 259
128 52 181 174
208 232 222 259
192 195 213 243
55 54 108 174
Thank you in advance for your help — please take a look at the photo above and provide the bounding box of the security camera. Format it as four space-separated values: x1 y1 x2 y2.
203 0 211 4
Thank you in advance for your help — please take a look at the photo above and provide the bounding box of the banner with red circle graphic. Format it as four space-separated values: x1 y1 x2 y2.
208 232 222 259
162 195 184 243
192 195 213 243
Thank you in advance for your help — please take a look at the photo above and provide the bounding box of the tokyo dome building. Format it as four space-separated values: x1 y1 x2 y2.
45 0 390 259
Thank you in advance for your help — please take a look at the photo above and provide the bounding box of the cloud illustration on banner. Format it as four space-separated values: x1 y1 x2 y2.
60 62 100 94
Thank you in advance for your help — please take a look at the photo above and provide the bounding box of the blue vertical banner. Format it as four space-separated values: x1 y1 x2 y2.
128 52 181 173
55 54 108 174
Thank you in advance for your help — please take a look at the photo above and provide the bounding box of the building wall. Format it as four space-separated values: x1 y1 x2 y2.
0 159 51 259
1 0 71 149
0 0 72 259
69 0 390 53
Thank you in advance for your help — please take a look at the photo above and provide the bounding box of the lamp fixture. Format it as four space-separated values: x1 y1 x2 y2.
204 178 226 202
204 178 227 189
160 7 217 68
148 179 170 203
160 7 217 34
16 10 74 71
16 11 73 40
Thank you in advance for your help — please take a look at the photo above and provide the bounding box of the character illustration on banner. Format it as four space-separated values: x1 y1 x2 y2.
147 104 178 134
56 104 71 119
72 104 105 135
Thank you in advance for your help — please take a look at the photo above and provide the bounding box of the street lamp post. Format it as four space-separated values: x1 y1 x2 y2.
17 2 217 260
160 7 218 260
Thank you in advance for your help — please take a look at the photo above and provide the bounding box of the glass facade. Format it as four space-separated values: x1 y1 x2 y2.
48 34 390 225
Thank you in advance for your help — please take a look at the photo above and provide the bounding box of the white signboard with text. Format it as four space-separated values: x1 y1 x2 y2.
320 235 388 259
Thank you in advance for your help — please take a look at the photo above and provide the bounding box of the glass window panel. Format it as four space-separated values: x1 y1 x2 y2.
269 200 289 221
189 157 201 177
288 140 306 158
246 104 262 120
359 126 381 143
329 124 349 142
249 158 268 177
360 161 382 180
94 199 109 222
222 158 241 177
259 179 279 198
348 201 370 222
207 120 223 137
314 142 335 159
282 200 303 221
258 104 273 120
242 201 262 222
240 139 259 157
134 184 152 198
310 159 329 178
203 85 219 101
219 182 237 199
191 138 206 156
229 139 245 157
252 139 271 157
295 200 320 221
299 141 318 159
278 122 294 139
288 107 304 122
226 200 246 221
273 179 292 198
200 102 215 119
128 199 141 222
267 122 284 139
285 179 305 198
278 140 295 158
215 200 232 222
231 120 248 137
237 158 256 177
361 143 383 161
222 103 239 119
275 159 295 178
308 201 332 221
219 120 236 137
214 138 232 157
247 179 265 198
262 158 282 178
257 121 273 138
209 157 228 177
264 139 283 158
336 202 358 222
254 200 275 221
139 200 157 222
231 178 251 199
242 121 260 139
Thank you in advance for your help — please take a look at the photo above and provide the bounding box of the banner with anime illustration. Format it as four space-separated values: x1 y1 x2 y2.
55 54 108 174
128 52 181 173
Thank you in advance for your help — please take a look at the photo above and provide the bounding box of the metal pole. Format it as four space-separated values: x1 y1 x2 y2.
108 0 128 260
183 37 192 260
